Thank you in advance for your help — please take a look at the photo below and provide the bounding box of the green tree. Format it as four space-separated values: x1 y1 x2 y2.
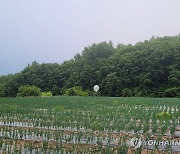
17 85 41 97
0 84 4 97
1 35 180 97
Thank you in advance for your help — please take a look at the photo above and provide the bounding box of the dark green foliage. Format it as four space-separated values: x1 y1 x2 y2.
17 85 41 97
164 87 180 97
0 84 4 97
64 86 89 96
3 74 21 97
3 62 63 97
0 74 16 85
121 88 134 97
19 62 63 95
0 74 18 97
0 35 180 97
100 36 180 97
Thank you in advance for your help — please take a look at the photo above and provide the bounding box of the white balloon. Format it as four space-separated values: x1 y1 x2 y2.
93 85 99 92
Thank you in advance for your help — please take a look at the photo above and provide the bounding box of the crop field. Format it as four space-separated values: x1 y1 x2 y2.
0 96 180 153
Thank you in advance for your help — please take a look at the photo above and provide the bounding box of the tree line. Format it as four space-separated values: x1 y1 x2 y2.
0 35 180 97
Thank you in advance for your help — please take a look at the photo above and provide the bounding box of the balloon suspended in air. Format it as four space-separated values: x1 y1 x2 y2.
93 85 99 92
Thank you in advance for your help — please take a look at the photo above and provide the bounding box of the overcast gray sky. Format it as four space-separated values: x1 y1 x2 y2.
0 0 180 75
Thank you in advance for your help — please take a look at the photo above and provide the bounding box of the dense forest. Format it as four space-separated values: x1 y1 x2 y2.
0 35 180 97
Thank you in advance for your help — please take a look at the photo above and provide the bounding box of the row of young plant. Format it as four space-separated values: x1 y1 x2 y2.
0 97 179 152
0 103 179 135
0 127 179 153
0 139 127 154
